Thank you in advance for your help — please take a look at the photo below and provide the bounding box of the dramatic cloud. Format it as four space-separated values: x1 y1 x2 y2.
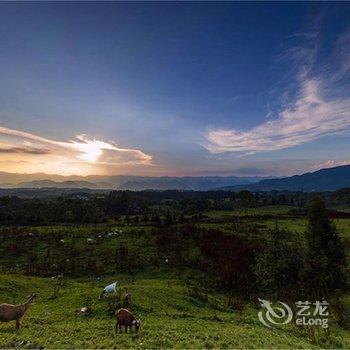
203 29 350 155
0 146 51 155
0 125 152 175
204 79 350 154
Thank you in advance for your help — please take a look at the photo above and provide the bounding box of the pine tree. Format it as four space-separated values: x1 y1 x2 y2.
256 229 302 299
304 197 347 298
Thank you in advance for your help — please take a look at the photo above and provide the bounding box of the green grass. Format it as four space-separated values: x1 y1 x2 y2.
202 210 350 239
0 274 349 349
263 218 350 237
1 206 350 348
204 206 295 219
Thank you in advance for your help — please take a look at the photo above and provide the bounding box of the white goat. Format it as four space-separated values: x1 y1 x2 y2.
99 282 117 299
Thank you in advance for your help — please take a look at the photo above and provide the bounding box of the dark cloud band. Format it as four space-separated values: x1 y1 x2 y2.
0 147 51 155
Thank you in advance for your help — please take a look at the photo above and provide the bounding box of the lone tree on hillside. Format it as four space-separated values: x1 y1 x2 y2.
256 229 302 300
304 196 347 298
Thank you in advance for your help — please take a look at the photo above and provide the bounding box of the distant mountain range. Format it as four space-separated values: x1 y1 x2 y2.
220 165 350 192
1 165 349 192
0 172 268 191
16 180 100 189
115 176 267 191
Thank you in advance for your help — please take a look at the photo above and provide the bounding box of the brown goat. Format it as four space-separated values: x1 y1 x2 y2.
0 293 37 330
115 308 140 333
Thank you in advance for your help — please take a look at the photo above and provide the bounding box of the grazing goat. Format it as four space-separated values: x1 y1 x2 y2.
115 308 140 333
124 293 132 306
99 281 117 299
0 293 37 330
74 306 92 324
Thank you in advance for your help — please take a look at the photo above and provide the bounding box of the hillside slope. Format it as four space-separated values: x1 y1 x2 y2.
221 165 350 192
0 274 347 349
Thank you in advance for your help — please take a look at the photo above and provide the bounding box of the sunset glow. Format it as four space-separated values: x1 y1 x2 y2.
0 125 153 175
0 2 349 177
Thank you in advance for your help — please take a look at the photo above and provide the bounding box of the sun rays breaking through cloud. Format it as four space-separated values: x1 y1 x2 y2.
0 125 152 175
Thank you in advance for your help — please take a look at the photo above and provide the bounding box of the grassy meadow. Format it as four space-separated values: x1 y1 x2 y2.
1 273 349 349
1 204 350 348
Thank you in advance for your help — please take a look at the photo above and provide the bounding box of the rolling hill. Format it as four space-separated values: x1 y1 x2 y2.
17 180 100 189
2 165 349 192
221 165 350 192
0 173 268 191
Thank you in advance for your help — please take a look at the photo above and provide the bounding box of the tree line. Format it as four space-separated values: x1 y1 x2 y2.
0 189 335 225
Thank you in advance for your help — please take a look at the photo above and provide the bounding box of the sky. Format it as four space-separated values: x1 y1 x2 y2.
0 2 350 177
